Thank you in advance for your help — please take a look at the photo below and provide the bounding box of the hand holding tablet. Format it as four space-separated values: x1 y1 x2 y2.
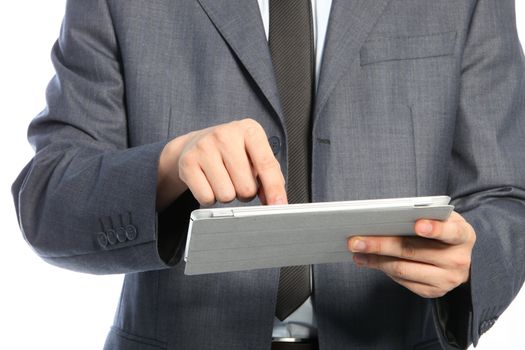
349 210 475 298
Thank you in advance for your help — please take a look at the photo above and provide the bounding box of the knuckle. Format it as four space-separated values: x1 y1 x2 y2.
211 127 230 145
448 269 469 288
216 189 236 203
453 255 471 271
245 126 261 138
392 262 407 279
195 136 213 152
178 152 197 171
198 193 216 207
449 275 464 289
257 156 280 172
241 118 260 128
371 239 383 254
400 240 416 259
236 183 258 200
242 119 265 137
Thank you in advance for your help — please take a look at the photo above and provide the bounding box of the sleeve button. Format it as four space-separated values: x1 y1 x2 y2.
106 229 117 245
125 225 138 241
97 232 108 248
116 227 127 242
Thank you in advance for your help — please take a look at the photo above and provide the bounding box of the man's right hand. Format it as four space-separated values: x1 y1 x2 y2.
156 118 287 211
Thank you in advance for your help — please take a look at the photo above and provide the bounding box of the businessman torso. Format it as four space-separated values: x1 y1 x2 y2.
104 1 465 349
16 0 525 349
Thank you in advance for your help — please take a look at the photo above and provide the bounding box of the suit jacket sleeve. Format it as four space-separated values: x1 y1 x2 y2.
433 0 525 348
11 0 192 274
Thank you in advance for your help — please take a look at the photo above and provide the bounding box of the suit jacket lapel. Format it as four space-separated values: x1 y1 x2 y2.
196 0 284 122
314 0 393 121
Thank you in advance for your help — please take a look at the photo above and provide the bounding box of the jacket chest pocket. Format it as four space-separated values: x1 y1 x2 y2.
360 31 457 66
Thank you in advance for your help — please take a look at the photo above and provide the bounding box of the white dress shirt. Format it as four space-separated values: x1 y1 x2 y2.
256 0 333 340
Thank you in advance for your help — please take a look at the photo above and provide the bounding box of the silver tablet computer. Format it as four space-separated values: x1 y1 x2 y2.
184 196 453 275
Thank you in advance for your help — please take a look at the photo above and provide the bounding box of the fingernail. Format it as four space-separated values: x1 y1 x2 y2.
419 222 433 235
353 254 368 266
352 239 367 252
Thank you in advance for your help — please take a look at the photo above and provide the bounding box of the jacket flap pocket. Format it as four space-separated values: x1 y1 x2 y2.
360 31 457 66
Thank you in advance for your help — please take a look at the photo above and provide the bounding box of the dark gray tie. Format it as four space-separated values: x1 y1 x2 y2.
269 0 314 321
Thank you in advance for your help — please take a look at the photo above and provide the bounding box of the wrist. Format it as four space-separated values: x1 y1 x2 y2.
156 135 189 211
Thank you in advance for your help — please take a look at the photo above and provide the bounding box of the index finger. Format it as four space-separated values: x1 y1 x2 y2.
243 121 287 205
415 212 474 245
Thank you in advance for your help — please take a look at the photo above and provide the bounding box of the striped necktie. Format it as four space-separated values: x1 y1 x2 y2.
269 0 315 321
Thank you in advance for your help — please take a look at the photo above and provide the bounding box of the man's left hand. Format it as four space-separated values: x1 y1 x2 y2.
348 211 476 298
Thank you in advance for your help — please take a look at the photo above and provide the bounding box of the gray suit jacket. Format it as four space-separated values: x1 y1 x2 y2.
12 0 525 349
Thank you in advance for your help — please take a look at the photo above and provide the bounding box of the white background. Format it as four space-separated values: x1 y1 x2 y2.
0 2 524 349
